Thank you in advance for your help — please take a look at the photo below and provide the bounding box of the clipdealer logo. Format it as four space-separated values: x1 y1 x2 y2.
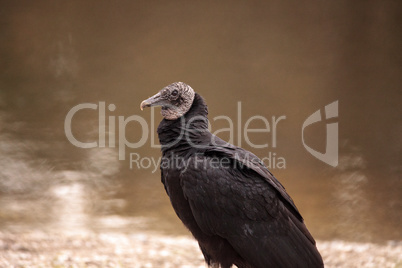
64 100 338 168
302 101 339 167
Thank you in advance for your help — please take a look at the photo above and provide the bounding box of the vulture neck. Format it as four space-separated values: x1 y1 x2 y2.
157 93 209 155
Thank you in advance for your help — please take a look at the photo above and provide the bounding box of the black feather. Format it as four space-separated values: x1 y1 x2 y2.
157 93 323 268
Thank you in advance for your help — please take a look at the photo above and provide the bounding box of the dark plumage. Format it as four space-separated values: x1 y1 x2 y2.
141 82 324 268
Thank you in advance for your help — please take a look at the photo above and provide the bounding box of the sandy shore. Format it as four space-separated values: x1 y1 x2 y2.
0 231 401 268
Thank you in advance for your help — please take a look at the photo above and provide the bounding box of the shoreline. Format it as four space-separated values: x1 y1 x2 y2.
0 231 401 268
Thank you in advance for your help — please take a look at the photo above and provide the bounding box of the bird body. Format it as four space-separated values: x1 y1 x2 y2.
141 83 324 268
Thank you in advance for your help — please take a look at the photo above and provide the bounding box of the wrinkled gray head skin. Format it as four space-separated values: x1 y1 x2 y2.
140 82 195 120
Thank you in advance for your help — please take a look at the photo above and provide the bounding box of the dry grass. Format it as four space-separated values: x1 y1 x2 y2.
0 231 401 268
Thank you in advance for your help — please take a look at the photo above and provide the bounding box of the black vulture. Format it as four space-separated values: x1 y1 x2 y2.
140 82 324 268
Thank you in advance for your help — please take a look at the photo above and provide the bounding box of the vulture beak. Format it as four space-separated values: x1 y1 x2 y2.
140 92 165 110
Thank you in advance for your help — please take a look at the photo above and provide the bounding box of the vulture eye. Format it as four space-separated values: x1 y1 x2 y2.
171 90 178 96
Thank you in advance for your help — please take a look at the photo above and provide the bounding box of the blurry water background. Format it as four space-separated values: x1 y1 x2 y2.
0 1 401 244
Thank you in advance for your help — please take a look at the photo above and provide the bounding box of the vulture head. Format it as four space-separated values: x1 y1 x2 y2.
140 82 195 120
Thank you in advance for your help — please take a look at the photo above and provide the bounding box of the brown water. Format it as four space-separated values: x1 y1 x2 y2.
0 1 401 243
